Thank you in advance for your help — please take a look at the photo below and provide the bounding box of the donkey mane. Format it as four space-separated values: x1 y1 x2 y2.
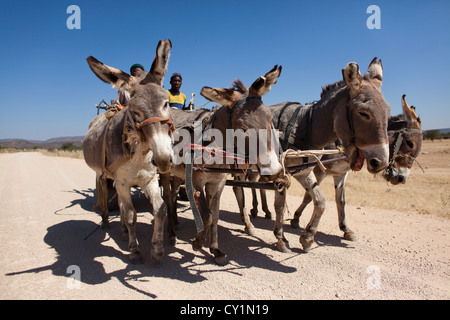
319 73 377 101
231 79 247 93
390 113 422 125
389 114 406 123
320 80 345 99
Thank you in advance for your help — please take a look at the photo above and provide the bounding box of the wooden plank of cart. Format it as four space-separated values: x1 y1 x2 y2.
192 148 347 191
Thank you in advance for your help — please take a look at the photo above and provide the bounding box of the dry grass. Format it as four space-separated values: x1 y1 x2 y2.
0 148 21 154
38 149 84 159
287 139 450 218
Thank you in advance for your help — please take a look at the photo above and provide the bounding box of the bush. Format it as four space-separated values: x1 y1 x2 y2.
60 142 82 151
424 130 441 141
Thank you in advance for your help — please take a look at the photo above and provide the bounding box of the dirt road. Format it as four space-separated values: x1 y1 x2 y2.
0 152 448 300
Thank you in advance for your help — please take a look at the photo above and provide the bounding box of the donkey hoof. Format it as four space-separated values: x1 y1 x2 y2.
290 219 300 229
129 251 144 265
264 213 272 220
192 238 204 251
250 209 258 218
276 241 291 253
101 221 110 230
344 231 357 241
169 236 177 247
245 227 256 236
214 255 228 266
151 251 164 265
151 244 164 263
300 235 313 253
211 249 227 265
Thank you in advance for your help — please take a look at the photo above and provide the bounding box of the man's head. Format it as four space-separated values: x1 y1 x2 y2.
130 63 145 77
170 73 182 91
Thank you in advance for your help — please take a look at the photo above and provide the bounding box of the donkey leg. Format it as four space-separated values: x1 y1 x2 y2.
95 174 110 228
248 173 261 218
334 173 356 241
297 171 326 253
171 176 183 227
250 187 259 218
206 180 227 265
273 189 290 253
291 193 312 229
116 183 142 264
260 189 272 219
192 189 212 252
144 176 167 264
291 168 326 229
232 176 256 236
160 173 177 246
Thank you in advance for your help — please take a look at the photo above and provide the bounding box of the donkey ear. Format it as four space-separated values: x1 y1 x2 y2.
249 65 282 97
200 87 235 107
86 56 135 91
367 57 383 89
144 39 172 86
342 62 363 97
401 94 421 129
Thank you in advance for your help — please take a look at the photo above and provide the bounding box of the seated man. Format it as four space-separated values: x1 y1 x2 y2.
166 73 187 110
116 63 145 106
130 63 145 77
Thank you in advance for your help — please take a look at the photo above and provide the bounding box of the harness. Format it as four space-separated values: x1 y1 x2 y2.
385 121 423 176
277 102 314 163
277 94 358 167
345 97 357 148
135 116 175 131
102 108 175 177
227 96 261 127
185 97 261 233
93 108 175 223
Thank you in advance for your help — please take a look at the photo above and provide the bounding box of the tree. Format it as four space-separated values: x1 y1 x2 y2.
60 142 78 151
424 130 440 141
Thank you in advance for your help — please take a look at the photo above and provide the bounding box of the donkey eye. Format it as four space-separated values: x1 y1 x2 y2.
133 110 142 119
405 140 414 149
358 111 370 120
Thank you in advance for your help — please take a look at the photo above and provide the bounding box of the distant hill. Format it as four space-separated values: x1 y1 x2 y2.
422 128 450 134
0 136 84 149
436 128 450 134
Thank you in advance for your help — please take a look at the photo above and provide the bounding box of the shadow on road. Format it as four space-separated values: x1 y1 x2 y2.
7 186 352 298
6 189 303 298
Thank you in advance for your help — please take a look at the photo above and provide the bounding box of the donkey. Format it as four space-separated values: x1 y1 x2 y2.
83 40 174 264
161 66 284 265
288 94 423 239
384 94 423 184
264 58 391 253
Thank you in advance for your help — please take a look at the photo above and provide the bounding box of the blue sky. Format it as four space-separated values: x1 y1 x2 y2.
0 0 449 140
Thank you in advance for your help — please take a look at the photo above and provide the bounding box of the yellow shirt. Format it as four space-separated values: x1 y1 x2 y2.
166 90 186 109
